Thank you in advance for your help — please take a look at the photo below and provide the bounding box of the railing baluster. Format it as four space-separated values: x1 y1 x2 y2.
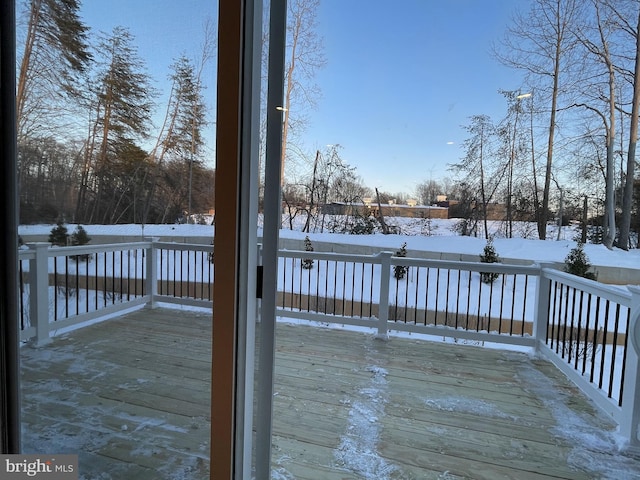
598 300 611 390
414 267 420 325
64 255 69 318
359 263 364 318
54 256 58 321
568 287 577 363
350 262 356 317
574 290 584 370
316 260 321 314
581 293 591 375
435 268 440 326
608 303 621 399
298 257 303 311
454 269 461 329
332 260 337 315
338 261 344 315
393 274 399 322
554 284 564 353
561 285 570 358
110 251 115 304
499 274 506 333
403 267 409 323
75 254 79 315
119 250 123 303
488 272 494 332
368 263 374 317
94 253 99 311
445 269 451 326
324 260 328 314
509 274 517 335
158 248 163 296
590 297 601 383
424 267 431 326
103 251 108 307
85 254 90 311
476 274 482 332
521 275 529 336
465 269 472 330
618 309 630 408
185 250 190 299
292 258 297 310
19 261 25 330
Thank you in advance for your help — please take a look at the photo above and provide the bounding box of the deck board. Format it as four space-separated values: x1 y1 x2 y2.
20 308 640 479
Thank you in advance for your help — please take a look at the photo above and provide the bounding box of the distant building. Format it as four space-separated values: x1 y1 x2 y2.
321 201 449 219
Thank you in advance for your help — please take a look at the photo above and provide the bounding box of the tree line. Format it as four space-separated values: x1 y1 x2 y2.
18 0 640 250
17 0 215 225
452 0 640 249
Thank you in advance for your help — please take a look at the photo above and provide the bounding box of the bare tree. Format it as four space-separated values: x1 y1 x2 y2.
496 0 583 240
415 179 443 206
279 0 326 187
571 0 619 248
452 115 503 240
608 0 640 249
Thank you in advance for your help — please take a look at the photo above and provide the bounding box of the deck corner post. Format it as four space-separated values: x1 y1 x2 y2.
533 263 551 354
28 242 52 347
145 238 159 309
620 285 640 450
376 251 393 340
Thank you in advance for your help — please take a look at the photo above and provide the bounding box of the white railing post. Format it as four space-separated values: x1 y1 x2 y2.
145 238 158 308
376 251 393 340
533 263 552 353
28 242 51 346
621 285 640 450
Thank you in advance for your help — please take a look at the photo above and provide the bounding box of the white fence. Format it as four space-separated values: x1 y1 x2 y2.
17 240 640 450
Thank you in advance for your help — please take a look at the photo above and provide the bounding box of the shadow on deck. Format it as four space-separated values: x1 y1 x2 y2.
20 308 640 479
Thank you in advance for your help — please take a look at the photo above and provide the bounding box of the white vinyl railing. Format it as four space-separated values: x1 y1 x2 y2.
17 240 640 451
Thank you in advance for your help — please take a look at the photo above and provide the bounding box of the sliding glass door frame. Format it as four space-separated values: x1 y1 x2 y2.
0 0 21 455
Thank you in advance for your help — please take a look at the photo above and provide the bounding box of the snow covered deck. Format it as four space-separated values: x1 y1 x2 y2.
20 308 639 479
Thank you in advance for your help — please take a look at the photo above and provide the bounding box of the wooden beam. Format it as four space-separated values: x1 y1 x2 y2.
211 0 243 477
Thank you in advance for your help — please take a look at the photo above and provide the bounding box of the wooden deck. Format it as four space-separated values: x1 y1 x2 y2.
20 308 640 479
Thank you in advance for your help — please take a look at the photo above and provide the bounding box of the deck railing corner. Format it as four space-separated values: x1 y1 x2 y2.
533 263 553 352
27 242 52 347
375 251 393 339
145 238 159 309
620 285 640 450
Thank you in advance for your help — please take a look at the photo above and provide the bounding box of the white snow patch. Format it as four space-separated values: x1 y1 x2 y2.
423 396 517 421
334 364 398 479
271 466 296 480
514 358 640 479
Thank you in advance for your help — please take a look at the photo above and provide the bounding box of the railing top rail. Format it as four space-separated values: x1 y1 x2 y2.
279 248 540 275
277 248 383 264
542 267 632 306
390 256 539 275
21 241 153 259
18 248 36 260
154 241 213 252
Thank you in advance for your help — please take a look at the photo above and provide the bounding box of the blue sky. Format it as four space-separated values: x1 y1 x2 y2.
80 0 530 196
308 0 529 195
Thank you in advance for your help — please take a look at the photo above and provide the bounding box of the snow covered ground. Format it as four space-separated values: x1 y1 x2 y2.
18 217 640 269
18 219 640 477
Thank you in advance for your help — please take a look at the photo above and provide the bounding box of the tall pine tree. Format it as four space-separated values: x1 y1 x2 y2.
77 27 155 224
17 0 92 140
